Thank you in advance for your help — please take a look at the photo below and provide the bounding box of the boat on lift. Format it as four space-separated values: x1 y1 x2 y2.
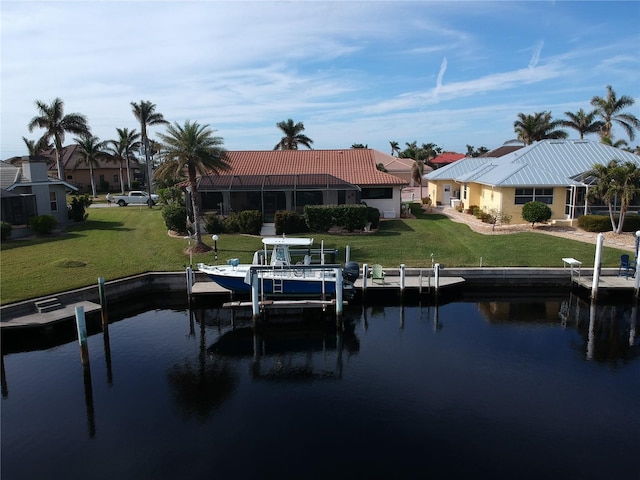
197 237 360 298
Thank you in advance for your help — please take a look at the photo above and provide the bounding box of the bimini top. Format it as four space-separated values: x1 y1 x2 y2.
262 237 314 247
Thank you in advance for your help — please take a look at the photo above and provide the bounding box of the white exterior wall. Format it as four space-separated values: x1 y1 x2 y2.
364 187 402 219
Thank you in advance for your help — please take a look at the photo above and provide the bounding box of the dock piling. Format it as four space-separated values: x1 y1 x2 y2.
75 306 90 366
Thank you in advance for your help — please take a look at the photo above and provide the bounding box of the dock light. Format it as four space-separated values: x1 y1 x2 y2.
635 231 640 259
212 234 219 264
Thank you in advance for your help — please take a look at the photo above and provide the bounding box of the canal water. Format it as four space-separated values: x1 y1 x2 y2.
1 291 638 480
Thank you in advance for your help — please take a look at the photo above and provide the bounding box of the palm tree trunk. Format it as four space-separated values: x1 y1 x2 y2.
55 137 64 180
126 162 132 191
119 161 126 194
188 167 205 248
89 165 97 197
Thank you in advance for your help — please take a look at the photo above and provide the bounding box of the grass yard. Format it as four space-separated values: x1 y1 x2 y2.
0 204 628 304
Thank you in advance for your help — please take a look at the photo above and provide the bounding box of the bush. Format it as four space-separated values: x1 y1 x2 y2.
468 205 479 215
1 221 12 241
162 203 188 234
223 213 240 233
275 211 308 235
578 214 640 232
334 205 368 231
157 186 184 206
68 195 92 222
366 207 380 229
235 210 263 235
521 201 552 227
204 213 226 234
29 215 57 235
304 205 335 232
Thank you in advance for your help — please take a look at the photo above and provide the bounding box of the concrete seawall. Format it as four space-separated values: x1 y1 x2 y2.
0 267 620 322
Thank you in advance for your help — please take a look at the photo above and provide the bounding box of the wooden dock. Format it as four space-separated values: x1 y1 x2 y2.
572 275 638 292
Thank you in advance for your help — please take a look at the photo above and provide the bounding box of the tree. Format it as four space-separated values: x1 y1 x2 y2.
156 120 230 252
273 119 313 150
108 128 141 193
591 85 640 142
560 108 603 139
583 159 640 234
466 145 489 157
28 97 90 180
389 141 400 156
73 134 109 198
521 201 552 228
131 100 169 205
513 111 567 145
22 136 52 157
411 160 425 199
351 143 367 149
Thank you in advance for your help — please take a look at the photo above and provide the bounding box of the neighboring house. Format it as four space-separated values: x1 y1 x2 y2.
425 139 640 223
430 152 465 169
479 142 524 158
1 157 78 237
195 149 408 221
9 145 145 194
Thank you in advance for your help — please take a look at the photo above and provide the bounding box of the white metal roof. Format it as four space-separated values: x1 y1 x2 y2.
262 237 315 247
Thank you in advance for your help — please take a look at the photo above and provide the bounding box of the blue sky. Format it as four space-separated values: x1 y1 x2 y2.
2 0 639 159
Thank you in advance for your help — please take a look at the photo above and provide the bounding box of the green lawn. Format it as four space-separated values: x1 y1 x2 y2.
0 204 627 304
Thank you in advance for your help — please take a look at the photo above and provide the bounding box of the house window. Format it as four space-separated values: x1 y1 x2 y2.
49 191 58 212
113 174 118 184
361 187 392 200
463 185 467 200
515 188 553 205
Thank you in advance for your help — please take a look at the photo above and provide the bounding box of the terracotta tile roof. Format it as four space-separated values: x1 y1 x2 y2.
217 149 407 187
431 152 465 165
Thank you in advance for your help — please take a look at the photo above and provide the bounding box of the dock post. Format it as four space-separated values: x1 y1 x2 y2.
591 233 604 299
251 269 260 322
98 277 108 328
345 245 350 263
186 266 193 300
400 263 406 293
75 306 90 366
362 263 368 293
434 263 441 293
335 267 343 320
634 254 640 298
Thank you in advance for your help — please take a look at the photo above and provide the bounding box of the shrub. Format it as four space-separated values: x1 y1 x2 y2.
1 221 12 241
275 211 308 235
223 213 240 233
131 180 140 189
521 201 552 227
334 205 368 231
304 205 335 232
68 195 92 222
455 204 464 213
577 214 640 232
235 210 262 235
204 213 226 234
29 215 57 235
366 207 380 229
157 186 184 206
468 205 479 215
162 203 188 234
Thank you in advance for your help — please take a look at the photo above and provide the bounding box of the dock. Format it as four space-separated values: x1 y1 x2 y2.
572 275 639 292
0 301 101 330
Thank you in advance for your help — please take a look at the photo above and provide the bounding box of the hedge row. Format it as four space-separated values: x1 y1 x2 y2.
577 214 640 232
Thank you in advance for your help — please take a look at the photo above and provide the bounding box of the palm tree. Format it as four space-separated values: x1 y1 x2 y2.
513 111 568 145
108 128 141 193
560 109 603 139
351 143 367 149
389 141 400 156
591 85 640 142
27 97 90 180
584 159 640 234
411 160 425 199
131 100 169 204
22 136 52 157
273 119 313 150
74 134 109 198
157 120 230 252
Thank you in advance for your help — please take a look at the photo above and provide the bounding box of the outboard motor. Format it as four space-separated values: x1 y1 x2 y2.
342 261 360 285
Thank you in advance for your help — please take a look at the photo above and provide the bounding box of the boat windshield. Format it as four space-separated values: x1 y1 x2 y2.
269 245 291 266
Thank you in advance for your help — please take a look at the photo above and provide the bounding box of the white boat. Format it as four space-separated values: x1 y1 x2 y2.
197 237 360 298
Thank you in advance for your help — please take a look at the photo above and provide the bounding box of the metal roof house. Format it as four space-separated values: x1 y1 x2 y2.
1 158 78 238
425 139 640 223
194 149 408 221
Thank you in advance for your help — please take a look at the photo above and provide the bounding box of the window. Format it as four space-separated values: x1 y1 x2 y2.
49 191 58 212
113 174 118 184
515 188 553 205
361 187 392 199
296 191 323 206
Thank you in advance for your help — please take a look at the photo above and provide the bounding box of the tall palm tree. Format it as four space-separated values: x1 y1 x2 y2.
157 120 230 252
591 85 640 142
389 141 400 156
27 97 90 180
74 134 109 198
22 136 52 157
560 109 604 139
131 100 169 204
513 111 568 145
411 160 425 199
108 128 141 193
273 119 313 150
584 160 640 234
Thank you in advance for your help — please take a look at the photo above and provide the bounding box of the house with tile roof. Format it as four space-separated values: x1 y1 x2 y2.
195 149 408 220
425 139 640 223
1 158 78 237
431 152 465 168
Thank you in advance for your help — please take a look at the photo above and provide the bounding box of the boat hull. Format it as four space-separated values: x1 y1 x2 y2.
203 269 338 296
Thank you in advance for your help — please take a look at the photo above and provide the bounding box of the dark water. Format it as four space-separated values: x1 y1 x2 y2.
2 292 639 480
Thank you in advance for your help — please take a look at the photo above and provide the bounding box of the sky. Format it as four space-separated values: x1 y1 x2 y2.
2 0 639 159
